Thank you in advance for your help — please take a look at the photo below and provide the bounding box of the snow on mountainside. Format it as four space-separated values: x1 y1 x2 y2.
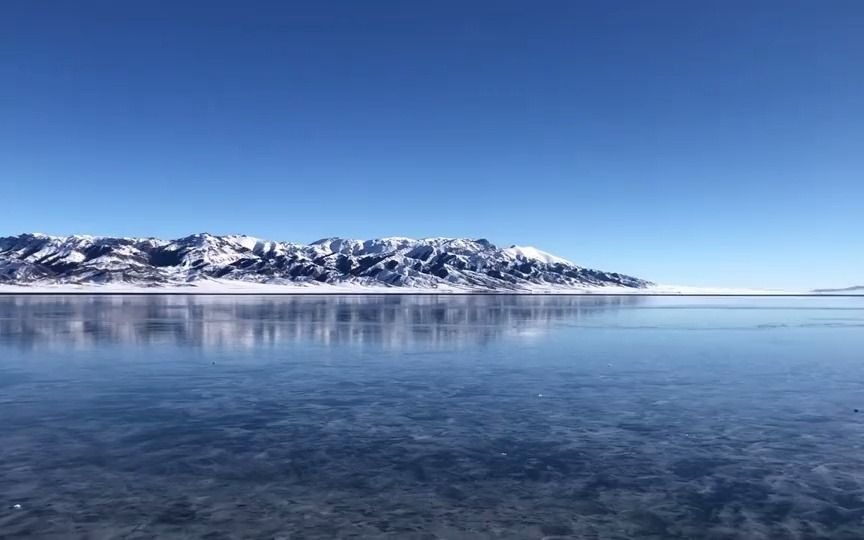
502 245 571 265
0 233 651 292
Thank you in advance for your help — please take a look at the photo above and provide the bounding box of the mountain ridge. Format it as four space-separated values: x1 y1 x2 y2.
811 285 864 293
0 232 650 291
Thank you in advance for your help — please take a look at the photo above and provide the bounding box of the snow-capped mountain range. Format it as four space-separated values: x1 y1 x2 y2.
0 233 650 292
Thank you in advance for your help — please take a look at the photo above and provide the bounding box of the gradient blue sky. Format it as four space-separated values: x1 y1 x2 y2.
1 1 862 289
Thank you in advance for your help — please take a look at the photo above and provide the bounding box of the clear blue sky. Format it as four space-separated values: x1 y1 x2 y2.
1 1 862 289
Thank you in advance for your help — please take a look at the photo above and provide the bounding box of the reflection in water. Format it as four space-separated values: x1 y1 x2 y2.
0 294 643 349
1 295 864 539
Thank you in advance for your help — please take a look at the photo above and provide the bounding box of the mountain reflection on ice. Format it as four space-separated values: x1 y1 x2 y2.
0 294 643 349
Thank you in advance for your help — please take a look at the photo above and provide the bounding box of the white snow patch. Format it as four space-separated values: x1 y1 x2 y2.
502 246 571 265
227 235 261 252
62 251 86 263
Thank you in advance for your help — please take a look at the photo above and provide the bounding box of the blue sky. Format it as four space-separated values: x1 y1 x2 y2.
1 1 862 289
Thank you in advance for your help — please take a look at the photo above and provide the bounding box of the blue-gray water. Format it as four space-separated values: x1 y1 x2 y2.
1 295 863 539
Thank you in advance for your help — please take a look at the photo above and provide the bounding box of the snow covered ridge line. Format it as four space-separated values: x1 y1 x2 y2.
0 232 650 291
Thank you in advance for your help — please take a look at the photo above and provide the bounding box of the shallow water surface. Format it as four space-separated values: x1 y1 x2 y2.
1 295 863 539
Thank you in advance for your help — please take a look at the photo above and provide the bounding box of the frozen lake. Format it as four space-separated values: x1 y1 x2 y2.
1 294 863 539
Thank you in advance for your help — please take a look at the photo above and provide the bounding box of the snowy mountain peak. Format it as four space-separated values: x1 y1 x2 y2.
0 233 651 291
502 245 572 266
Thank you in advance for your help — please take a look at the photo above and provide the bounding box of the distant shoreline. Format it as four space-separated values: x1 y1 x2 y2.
0 291 860 297
0 279 858 297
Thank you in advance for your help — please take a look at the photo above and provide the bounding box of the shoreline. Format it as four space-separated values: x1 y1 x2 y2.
0 294 861 297
0 289 859 297
0 279 857 297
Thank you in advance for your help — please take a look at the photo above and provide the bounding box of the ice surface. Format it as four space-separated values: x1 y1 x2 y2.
1 295 863 538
